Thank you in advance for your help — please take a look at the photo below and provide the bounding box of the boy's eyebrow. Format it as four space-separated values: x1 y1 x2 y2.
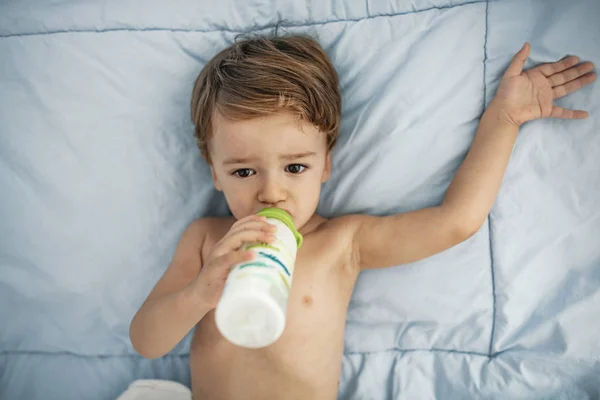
222 151 316 165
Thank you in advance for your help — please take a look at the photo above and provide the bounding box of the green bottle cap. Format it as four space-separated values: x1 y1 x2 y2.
257 207 303 248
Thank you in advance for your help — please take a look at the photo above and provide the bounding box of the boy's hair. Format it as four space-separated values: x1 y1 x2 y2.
190 35 341 164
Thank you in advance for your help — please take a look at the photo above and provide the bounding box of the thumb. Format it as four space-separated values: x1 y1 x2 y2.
503 42 530 78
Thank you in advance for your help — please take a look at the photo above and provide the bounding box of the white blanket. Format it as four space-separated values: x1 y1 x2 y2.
117 380 191 400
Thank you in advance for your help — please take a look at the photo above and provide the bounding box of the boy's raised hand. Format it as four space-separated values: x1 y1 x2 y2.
491 42 596 127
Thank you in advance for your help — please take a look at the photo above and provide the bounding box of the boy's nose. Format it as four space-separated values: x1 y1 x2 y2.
257 178 286 204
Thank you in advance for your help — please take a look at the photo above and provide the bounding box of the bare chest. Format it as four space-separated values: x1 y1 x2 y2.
201 217 359 334
190 218 359 399
197 224 358 351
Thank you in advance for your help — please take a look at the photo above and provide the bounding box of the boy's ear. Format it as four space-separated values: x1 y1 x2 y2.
322 152 332 183
210 166 222 191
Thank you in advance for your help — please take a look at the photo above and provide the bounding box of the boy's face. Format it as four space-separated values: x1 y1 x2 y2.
208 111 331 230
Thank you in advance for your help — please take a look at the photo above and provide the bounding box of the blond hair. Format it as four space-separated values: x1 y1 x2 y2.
190 35 341 164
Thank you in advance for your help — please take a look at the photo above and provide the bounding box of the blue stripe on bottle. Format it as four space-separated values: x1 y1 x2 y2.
258 251 291 276
239 261 271 270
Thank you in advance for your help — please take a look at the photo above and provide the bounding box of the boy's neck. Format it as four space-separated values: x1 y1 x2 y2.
298 213 328 236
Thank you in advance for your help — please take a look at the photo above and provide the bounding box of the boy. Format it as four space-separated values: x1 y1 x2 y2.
129 36 595 399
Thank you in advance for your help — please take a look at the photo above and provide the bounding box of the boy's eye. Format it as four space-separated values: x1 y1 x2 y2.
286 164 307 174
232 164 307 178
232 169 255 178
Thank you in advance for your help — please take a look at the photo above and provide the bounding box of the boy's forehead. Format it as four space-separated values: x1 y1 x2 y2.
211 112 323 156
214 111 309 136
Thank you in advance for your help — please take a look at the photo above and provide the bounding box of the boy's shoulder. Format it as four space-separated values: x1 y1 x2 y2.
197 215 236 231
191 216 236 247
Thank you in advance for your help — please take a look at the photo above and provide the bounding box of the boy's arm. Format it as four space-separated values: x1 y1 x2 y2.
348 106 518 268
130 219 210 359
349 42 596 270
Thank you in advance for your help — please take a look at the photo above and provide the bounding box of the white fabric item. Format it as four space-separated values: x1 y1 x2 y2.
116 380 192 400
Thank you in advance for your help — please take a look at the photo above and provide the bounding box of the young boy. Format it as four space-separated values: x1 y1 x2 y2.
129 36 595 400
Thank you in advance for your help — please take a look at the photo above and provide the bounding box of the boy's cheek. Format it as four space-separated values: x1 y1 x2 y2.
225 201 248 220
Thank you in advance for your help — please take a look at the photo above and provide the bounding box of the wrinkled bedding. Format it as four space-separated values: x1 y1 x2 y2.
1 0 599 399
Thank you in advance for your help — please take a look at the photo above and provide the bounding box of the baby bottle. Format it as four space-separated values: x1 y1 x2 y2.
215 207 303 348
